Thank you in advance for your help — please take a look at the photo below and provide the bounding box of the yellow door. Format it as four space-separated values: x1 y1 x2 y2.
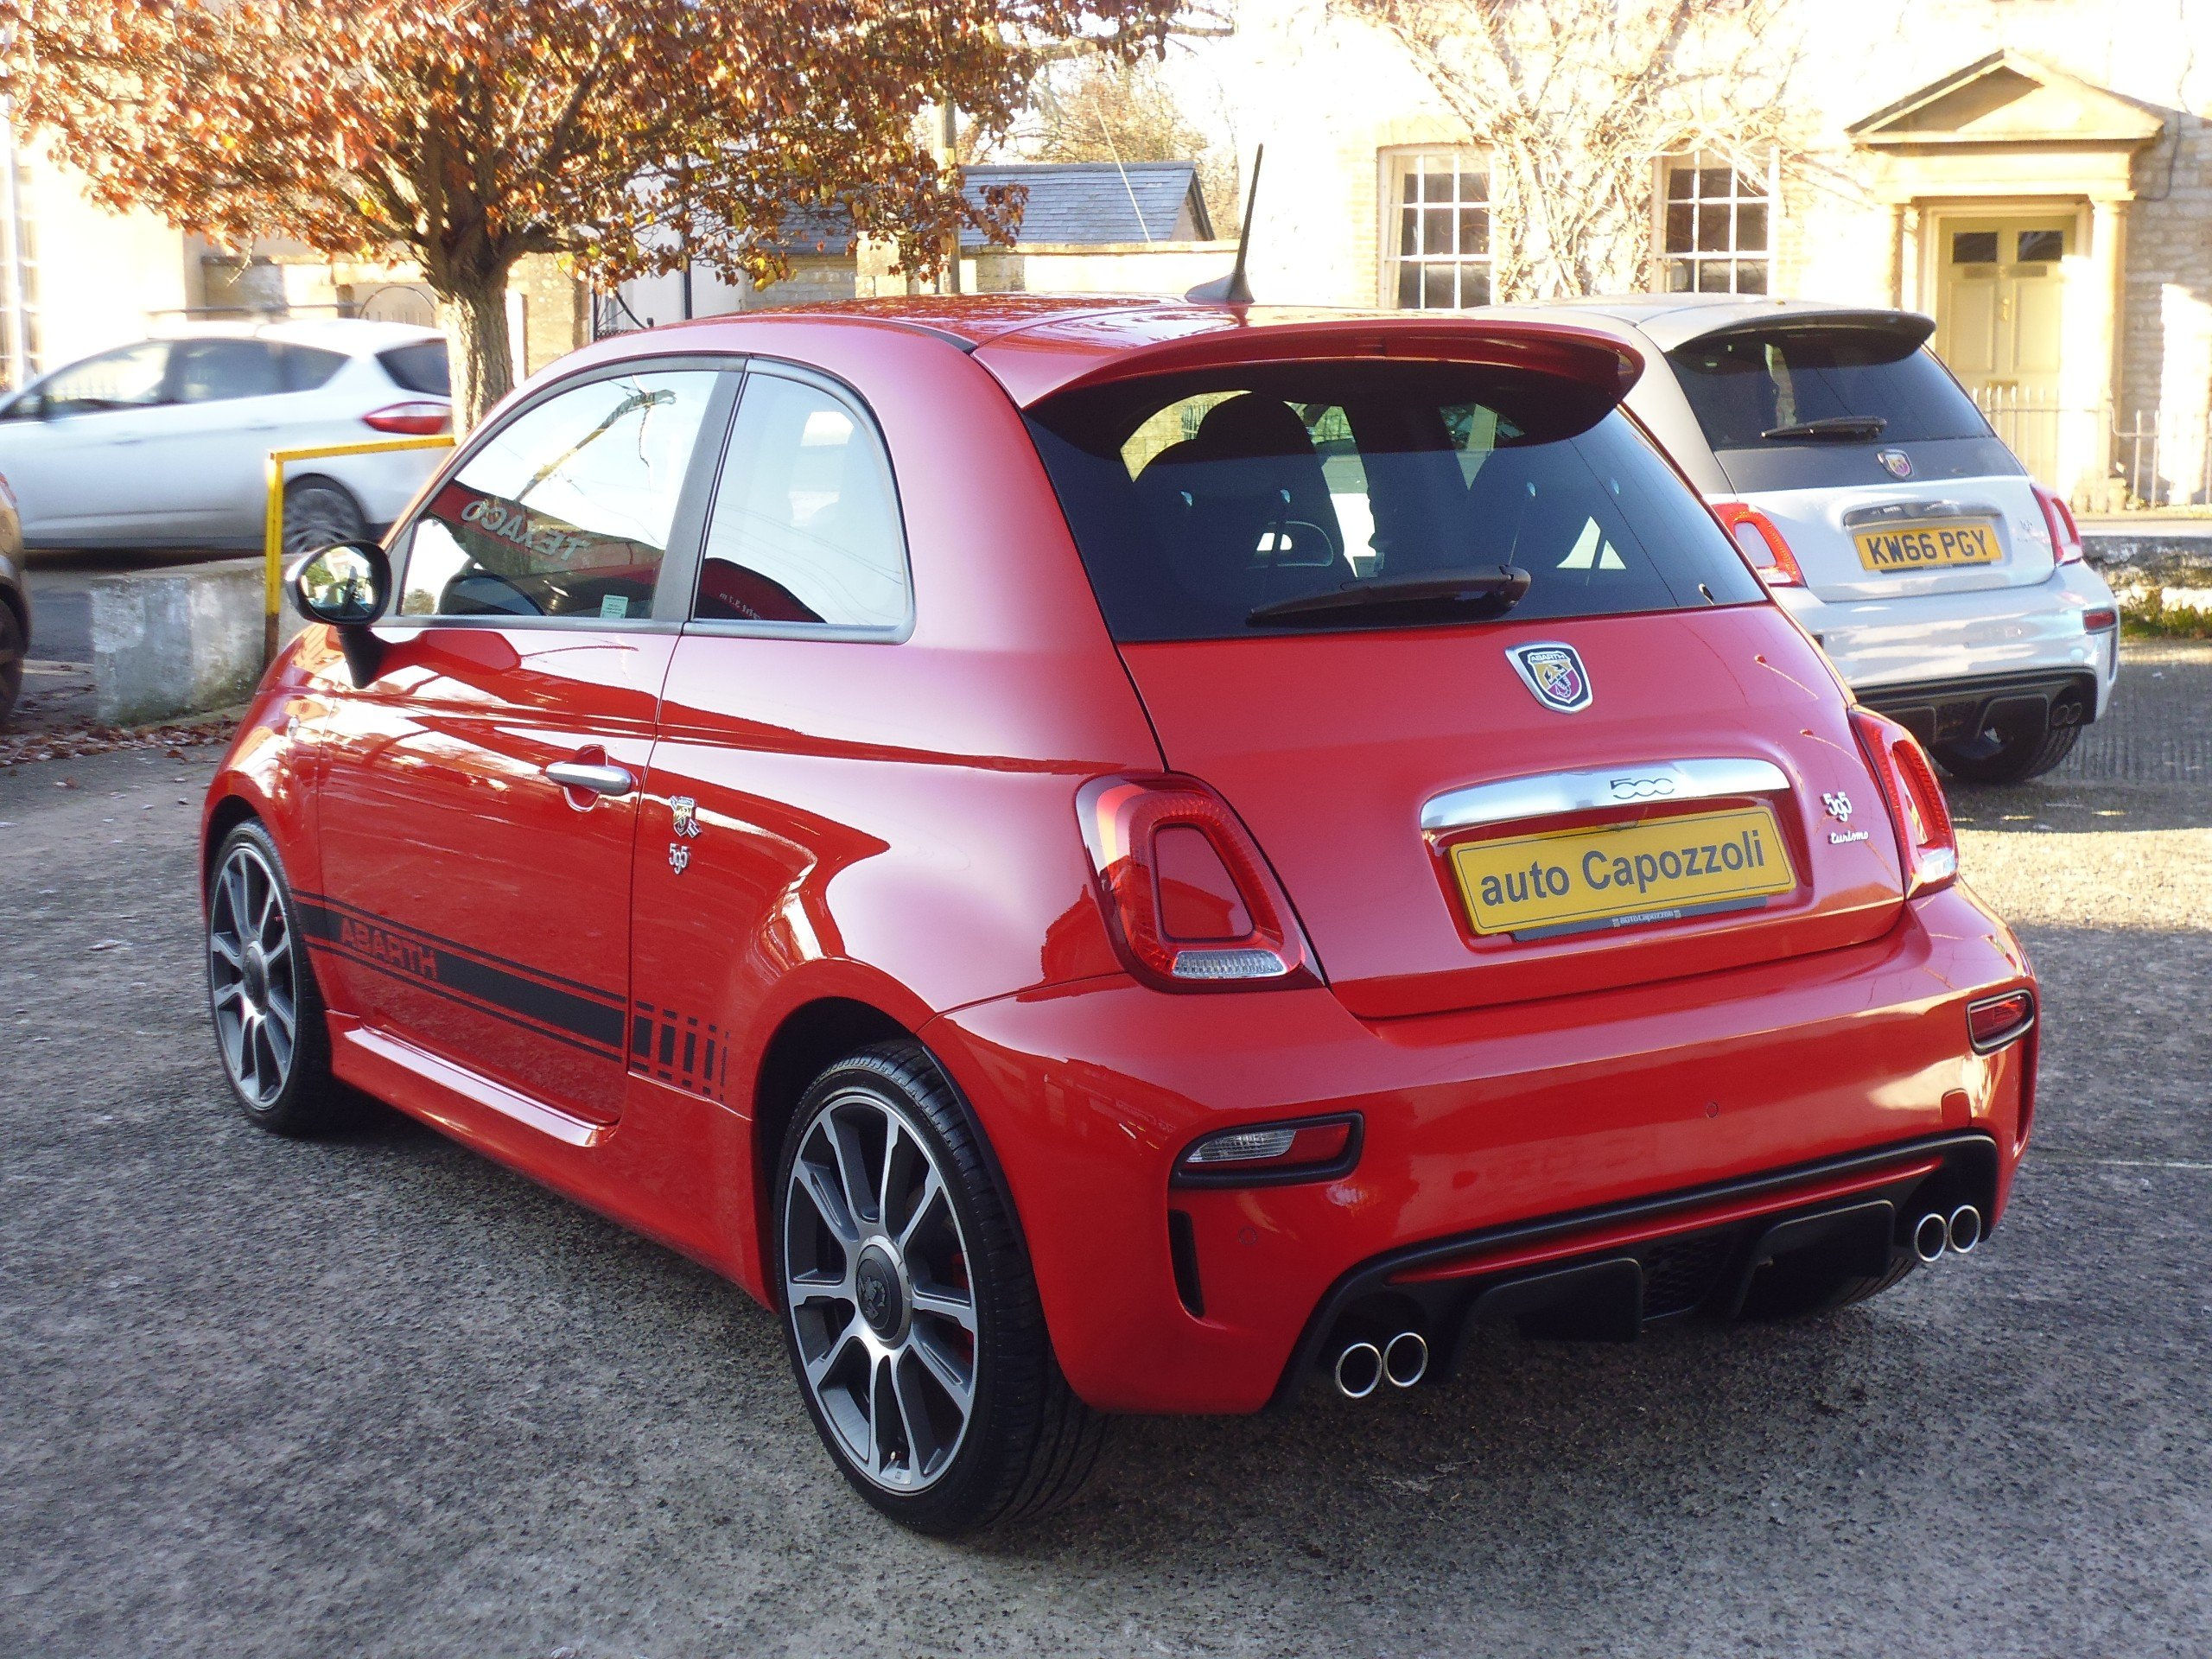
1934 213 2073 485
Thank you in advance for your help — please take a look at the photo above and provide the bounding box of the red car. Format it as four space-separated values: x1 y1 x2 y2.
202 299 2038 1535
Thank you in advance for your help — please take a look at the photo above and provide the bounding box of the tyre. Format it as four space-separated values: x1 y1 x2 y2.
775 1042 1104 1535
0 599 22 730
282 476 367 558
206 821 346 1135
1933 714 2082 785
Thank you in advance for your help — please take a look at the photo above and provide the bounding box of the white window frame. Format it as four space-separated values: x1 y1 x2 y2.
1654 150 1777 296
1379 149 1493 312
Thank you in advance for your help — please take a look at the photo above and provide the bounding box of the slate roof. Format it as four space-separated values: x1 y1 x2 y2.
958 162 1213 249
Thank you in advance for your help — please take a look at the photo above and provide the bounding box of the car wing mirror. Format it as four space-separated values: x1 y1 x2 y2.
289 539 391 683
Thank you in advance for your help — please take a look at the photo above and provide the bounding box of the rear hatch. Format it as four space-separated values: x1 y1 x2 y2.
1018 343 1910 1019
1662 313 2055 602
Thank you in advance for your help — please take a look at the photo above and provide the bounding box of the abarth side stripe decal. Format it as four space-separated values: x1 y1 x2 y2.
298 890 619 1000
292 894 627 1058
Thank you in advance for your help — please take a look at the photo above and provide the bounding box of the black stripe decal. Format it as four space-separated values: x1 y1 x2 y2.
296 897 626 1054
307 938 621 1063
296 890 619 1001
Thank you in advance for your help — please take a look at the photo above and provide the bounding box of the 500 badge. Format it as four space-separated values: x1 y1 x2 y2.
1449 804 1796 940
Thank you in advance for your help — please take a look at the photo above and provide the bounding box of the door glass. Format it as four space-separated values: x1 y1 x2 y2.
170 340 286 403
693 373 910 628
41 342 171 416
400 369 716 620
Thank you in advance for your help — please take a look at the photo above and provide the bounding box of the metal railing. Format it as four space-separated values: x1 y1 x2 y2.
1972 386 2212 509
2113 409 2212 510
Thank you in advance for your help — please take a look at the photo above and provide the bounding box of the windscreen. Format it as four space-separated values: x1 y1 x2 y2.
1025 360 1765 642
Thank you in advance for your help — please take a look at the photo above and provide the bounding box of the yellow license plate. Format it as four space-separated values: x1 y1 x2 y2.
1448 804 1796 939
1853 519 2002 571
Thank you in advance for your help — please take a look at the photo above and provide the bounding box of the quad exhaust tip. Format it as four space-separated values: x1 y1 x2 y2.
1383 1330 1429 1389
1912 1211 1950 1263
1912 1205 1985 1262
1947 1204 1982 1255
1334 1341 1382 1400
1335 1332 1427 1397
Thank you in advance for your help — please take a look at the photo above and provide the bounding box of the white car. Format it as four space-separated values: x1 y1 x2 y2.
0 318 452 556
1531 297 2120 784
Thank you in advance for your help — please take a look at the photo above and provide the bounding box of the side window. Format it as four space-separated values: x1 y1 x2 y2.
694 374 909 629
170 340 286 403
41 342 172 416
281 344 348 392
399 369 717 621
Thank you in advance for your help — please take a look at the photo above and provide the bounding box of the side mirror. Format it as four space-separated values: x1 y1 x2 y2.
289 541 391 683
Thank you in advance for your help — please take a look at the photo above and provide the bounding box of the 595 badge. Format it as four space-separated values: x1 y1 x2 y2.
669 796 702 873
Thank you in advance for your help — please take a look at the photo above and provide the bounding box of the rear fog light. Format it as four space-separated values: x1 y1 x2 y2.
1967 990 2036 1052
1175 1115 1360 1185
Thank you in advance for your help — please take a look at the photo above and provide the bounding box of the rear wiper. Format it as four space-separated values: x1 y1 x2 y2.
1760 415 1887 442
1246 566 1531 628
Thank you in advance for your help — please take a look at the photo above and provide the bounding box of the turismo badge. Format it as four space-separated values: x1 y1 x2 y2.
1506 641 1593 714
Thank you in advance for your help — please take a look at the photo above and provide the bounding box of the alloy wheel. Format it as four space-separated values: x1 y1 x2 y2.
782 1088 979 1493
207 842 299 1109
282 484 365 558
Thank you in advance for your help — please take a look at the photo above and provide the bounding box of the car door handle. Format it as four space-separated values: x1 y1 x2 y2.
544 760 635 797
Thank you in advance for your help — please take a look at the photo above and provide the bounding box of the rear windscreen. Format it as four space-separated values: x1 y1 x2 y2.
1025 361 1766 643
1669 328 1993 450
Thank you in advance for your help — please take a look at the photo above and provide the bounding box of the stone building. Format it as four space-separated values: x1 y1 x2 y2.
1204 0 2212 506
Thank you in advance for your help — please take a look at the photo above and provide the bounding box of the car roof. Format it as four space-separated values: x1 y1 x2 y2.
152 316 442 353
613 296 1649 407
1516 295 1937 354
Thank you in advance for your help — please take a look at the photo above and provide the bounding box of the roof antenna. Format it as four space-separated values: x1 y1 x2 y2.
1185 144 1262 305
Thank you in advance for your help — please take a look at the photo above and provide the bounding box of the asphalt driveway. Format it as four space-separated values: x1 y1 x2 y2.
2 645 2208 1658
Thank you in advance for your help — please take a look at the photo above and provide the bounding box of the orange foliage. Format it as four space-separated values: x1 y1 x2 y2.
0 0 1180 416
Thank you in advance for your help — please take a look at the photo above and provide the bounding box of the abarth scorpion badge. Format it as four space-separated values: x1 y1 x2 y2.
669 795 702 874
1505 641 1593 714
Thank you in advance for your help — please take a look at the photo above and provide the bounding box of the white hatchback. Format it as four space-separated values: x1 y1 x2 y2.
1532 297 2120 784
0 318 452 557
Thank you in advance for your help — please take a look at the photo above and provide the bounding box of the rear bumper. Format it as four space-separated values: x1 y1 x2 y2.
923 882 2035 1414
1856 665 2103 751
1778 563 2120 722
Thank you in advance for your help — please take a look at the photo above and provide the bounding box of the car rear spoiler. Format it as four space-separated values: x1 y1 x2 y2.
976 314 1644 410
1659 308 1936 359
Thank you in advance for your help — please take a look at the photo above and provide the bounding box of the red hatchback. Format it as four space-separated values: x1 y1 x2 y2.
202 299 2038 1534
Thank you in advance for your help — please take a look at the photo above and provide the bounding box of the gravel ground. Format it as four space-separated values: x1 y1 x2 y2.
2 645 2208 1658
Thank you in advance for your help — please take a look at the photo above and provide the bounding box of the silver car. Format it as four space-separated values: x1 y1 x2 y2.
0 318 452 558
1531 297 2120 784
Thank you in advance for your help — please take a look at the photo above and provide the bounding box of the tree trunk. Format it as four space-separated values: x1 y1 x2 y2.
435 271 516 430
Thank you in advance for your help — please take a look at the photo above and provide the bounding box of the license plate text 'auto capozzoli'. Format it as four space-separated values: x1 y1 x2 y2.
1448 804 1796 940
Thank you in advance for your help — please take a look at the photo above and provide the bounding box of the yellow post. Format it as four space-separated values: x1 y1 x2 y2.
263 435 454 665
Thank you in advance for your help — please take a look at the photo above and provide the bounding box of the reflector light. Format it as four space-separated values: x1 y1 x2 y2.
1711 501 1805 588
1849 707 1959 897
362 400 453 435
1077 774 1319 991
1967 989 2037 1052
2083 607 2118 632
1175 1116 1359 1185
2031 482 2083 566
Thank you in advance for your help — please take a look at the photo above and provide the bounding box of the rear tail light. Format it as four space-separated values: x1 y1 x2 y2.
1849 708 1959 897
1967 989 2037 1053
1076 774 1319 990
1174 1114 1360 1185
2031 482 2083 565
362 400 453 435
1711 501 1805 588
